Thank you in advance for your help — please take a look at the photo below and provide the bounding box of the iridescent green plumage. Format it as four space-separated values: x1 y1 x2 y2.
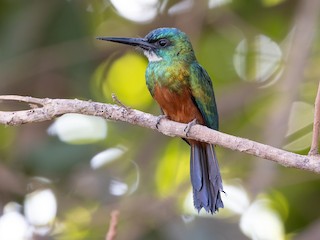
97 28 224 213
144 28 218 130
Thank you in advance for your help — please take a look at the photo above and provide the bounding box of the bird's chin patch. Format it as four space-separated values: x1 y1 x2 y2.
143 51 163 62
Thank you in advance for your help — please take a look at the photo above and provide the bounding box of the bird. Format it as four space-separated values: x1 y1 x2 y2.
97 28 224 213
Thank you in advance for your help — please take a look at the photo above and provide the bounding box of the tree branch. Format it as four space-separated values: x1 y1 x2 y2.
0 95 319 173
309 81 320 155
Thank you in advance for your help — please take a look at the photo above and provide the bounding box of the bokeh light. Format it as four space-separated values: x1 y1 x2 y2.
110 0 159 23
93 53 153 109
233 34 283 85
240 198 285 240
168 0 194 15
90 147 125 169
0 203 29 240
24 189 57 227
0 190 58 240
109 179 129 196
48 113 107 144
155 140 189 197
220 183 250 216
208 0 232 8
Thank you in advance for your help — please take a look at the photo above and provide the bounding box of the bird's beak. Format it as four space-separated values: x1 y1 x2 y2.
96 37 154 50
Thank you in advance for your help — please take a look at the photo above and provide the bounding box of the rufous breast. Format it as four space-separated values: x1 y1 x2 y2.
153 84 204 125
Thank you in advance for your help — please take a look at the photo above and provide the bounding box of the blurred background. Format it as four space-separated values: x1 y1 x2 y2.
0 0 319 239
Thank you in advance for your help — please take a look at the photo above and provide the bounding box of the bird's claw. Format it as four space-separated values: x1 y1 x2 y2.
184 119 197 137
156 115 167 129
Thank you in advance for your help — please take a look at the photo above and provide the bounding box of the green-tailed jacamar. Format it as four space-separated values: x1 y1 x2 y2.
97 28 224 213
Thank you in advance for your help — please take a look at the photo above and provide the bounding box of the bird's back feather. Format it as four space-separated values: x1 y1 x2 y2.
189 62 219 130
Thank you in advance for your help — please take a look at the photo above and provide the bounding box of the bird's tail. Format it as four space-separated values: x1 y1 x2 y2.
190 143 224 213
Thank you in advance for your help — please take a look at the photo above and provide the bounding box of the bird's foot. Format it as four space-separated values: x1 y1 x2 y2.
156 115 167 129
184 119 197 137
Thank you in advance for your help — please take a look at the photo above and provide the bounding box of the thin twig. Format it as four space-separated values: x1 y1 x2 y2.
0 95 319 173
112 93 131 111
106 210 119 240
309 81 320 155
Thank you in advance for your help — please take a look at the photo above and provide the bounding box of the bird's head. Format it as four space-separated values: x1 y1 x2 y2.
97 28 196 63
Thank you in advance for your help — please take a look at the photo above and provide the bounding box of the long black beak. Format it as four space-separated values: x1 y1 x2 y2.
96 37 154 50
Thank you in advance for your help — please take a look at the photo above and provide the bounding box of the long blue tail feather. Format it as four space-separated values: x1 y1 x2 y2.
190 143 224 213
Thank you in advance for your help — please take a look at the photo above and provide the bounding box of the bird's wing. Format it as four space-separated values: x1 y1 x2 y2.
189 63 219 130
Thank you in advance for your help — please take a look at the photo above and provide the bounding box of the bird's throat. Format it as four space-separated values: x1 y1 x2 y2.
143 51 163 62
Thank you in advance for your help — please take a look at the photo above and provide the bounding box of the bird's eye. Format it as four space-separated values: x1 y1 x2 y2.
157 39 169 47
